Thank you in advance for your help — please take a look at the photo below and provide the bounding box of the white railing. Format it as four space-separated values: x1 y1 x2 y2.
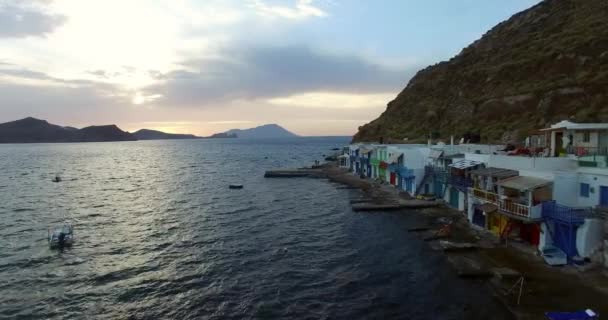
470 188 540 219
471 188 499 204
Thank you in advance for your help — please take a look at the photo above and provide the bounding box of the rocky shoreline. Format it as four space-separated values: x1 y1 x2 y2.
266 163 608 320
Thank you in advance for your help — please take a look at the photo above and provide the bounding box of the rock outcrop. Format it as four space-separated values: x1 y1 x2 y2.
354 0 608 143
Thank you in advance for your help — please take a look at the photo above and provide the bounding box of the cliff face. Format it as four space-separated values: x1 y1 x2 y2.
354 0 608 143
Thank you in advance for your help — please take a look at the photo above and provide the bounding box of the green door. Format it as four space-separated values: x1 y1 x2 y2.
450 188 459 208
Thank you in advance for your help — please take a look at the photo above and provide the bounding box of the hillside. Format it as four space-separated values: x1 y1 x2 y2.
0 118 136 143
133 129 200 140
225 124 298 139
354 0 608 143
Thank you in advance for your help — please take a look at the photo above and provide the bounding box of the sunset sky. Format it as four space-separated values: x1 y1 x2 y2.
0 0 539 136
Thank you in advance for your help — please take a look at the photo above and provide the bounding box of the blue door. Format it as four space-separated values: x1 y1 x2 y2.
472 208 485 227
449 188 459 208
601 186 608 207
434 181 442 197
424 183 430 195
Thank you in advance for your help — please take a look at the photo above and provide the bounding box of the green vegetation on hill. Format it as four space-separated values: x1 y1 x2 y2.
354 0 608 143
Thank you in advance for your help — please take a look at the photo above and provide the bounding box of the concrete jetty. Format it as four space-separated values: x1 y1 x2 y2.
264 169 322 178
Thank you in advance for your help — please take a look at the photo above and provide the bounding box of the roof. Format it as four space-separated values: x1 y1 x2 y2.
476 203 498 213
497 176 551 191
359 148 372 155
442 153 465 160
429 149 444 159
541 120 608 131
448 159 482 170
469 167 518 179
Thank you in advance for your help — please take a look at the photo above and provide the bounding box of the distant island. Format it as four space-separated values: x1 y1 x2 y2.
133 129 200 140
0 118 297 143
220 124 298 139
0 117 137 143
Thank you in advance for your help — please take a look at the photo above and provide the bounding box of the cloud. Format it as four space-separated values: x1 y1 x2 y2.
0 64 135 124
267 92 395 109
144 45 416 108
0 1 66 38
248 0 327 20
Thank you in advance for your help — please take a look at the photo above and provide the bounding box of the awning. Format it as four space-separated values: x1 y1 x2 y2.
448 159 482 170
359 149 372 155
430 149 444 159
387 153 402 164
469 167 518 179
476 203 498 213
338 155 349 159
497 176 551 191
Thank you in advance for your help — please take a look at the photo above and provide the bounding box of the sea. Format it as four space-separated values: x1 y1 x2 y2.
0 137 512 319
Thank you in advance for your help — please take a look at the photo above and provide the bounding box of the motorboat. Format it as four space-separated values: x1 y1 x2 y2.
52 175 62 183
229 184 244 189
48 224 74 248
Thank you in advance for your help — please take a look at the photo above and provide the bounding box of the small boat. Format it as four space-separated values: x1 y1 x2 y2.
48 224 74 248
541 245 567 266
52 175 62 183
546 309 598 320
229 184 243 189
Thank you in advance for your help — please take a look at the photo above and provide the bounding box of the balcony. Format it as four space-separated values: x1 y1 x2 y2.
424 165 448 182
471 188 499 203
566 145 608 157
447 176 473 192
470 188 542 220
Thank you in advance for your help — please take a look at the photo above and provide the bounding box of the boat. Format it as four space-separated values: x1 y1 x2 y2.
229 184 243 189
541 245 567 266
546 309 598 320
48 224 74 248
52 175 62 183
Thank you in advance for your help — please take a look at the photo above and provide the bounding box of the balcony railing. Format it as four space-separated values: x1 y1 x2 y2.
470 188 541 219
500 200 530 217
566 145 608 157
471 188 499 203
447 176 473 190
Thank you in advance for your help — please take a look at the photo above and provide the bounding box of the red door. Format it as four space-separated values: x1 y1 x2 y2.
390 172 396 185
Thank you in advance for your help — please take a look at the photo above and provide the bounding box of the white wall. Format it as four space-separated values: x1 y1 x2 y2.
577 219 603 258
577 168 608 207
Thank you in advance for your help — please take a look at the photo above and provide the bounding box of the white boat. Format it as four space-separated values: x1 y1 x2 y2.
48 224 74 248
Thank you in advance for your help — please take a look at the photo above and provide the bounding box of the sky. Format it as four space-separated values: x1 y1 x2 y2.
0 0 541 136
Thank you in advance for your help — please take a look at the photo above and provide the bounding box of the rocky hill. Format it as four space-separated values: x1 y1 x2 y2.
225 124 298 139
0 117 136 143
133 129 200 140
354 0 608 143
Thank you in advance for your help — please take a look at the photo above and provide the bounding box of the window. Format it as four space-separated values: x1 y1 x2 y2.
583 132 591 143
580 183 590 198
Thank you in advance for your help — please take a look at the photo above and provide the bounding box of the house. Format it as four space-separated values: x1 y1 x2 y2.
541 120 608 161
443 159 482 212
419 148 465 198
467 167 518 229
541 169 606 261
491 176 553 246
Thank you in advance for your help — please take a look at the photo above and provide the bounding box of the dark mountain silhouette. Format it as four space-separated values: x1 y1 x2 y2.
0 117 136 143
77 125 136 142
133 129 200 140
224 124 298 139
203 132 237 139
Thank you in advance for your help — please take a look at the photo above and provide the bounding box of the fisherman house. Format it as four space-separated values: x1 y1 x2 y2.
342 120 608 267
